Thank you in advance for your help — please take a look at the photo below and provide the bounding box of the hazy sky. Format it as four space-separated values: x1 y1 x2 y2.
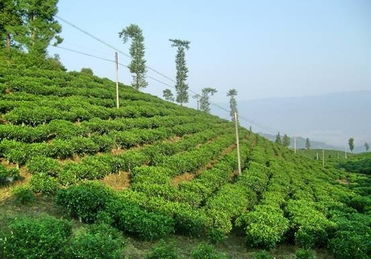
49 0 371 106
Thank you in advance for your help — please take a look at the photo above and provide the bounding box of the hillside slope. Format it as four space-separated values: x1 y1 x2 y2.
0 60 369 258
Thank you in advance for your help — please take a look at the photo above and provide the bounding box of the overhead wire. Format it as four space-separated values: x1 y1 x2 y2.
53 16 282 135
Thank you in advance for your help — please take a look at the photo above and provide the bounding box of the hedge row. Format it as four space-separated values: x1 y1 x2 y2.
55 182 174 240
0 115 219 143
0 215 125 259
1 122 216 164
235 159 291 248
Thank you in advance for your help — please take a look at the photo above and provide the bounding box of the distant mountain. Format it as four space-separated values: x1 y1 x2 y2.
213 91 371 150
259 133 337 150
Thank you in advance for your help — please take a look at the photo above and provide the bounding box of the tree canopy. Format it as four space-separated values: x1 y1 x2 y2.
169 39 190 105
200 88 217 113
227 89 238 121
119 24 147 90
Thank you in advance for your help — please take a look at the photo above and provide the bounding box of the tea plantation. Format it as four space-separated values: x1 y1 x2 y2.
0 60 369 258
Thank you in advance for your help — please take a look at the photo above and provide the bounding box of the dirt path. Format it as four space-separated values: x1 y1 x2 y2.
171 143 237 186
100 171 130 190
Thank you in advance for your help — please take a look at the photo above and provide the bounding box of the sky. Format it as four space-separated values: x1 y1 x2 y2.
49 0 371 106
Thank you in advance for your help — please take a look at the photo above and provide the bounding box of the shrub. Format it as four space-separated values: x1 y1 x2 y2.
347 196 371 213
295 249 316 259
145 240 179 259
0 165 21 185
108 200 175 241
27 156 61 176
329 213 370 259
55 182 113 223
253 250 274 259
66 224 124 259
191 243 227 259
238 205 289 249
12 186 35 204
0 215 72 258
30 173 59 195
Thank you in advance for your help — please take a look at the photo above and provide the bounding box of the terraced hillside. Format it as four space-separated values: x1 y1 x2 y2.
0 60 370 258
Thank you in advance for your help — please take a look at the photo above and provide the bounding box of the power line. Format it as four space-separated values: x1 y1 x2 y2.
51 45 176 89
56 15 175 83
53 44 280 134
53 17 283 134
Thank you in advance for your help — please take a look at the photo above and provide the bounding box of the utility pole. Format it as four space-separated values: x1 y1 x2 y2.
344 144 347 159
316 152 319 160
234 112 242 176
115 52 120 109
322 149 325 168
294 136 297 153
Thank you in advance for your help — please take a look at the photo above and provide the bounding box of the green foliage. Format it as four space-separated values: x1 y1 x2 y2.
12 185 35 204
55 182 113 223
338 156 371 175
347 196 371 213
0 0 22 49
295 249 316 259
275 132 282 145
239 205 289 248
191 243 227 259
287 200 336 248
282 134 290 147
66 224 125 259
329 213 371 259
348 137 355 152
12 0 63 56
0 164 20 185
119 24 147 89
80 68 94 75
253 250 274 259
163 88 174 102
145 240 179 259
27 156 60 176
200 88 217 113
169 39 190 105
227 89 238 121
0 215 72 258
108 199 175 241
30 173 59 194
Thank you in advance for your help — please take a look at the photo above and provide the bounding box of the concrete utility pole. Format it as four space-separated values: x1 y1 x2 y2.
294 136 297 153
234 112 242 176
316 152 319 160
115 52 120 109
322 149 325 168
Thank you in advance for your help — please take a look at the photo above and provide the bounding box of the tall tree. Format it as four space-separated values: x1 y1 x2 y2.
169 39 190 105
227 89 238 121
0 0 22 49
14 0 63 56
192 94 201 110
282 134 290 147
348 138 354 153
365 142 369 152
199 88 217 113
119 24 147 90
305 138 311 150
162 89 174 102
275 132 282 145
